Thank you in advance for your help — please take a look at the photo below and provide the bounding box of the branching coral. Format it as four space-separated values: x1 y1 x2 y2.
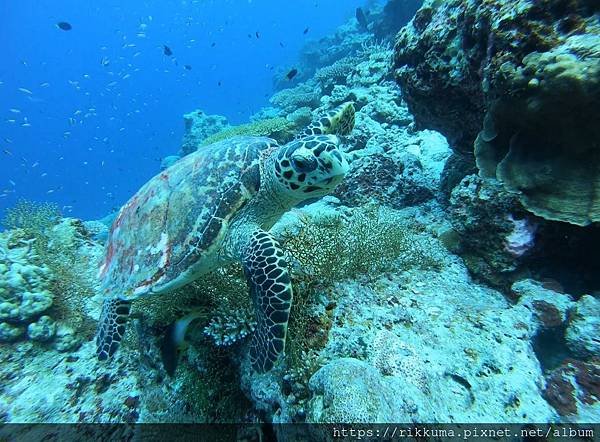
203 307 256 347
200 117 296 146
314 57 359 91
270 83 321 113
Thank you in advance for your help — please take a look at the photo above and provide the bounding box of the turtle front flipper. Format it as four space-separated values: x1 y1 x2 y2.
243 229 293 373
96 298 131 361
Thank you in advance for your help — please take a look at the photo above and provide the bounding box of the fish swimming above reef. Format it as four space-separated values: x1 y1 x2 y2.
184 64 192 70
286 68 298 80
355 7 368 30
163 45 173 56
57 21 72 31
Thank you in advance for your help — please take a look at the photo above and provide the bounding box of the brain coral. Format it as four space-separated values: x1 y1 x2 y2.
394 0 600 225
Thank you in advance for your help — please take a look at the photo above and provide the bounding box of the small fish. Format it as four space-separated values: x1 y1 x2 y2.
355 7 368 30
39 82 50 88
286 68 298 80
247 34 252 39
9 109 21 113
279 42 285 47
184 64 192 70
18 87 33 95
2 149 12 156
218 81 222 87
47 189 55 194
255 31 260 39
163 45 173 56
211 42 216 47
57 22 72 31
122 73 131 79
303 27 309 34
31 162 39 168
101 56 110 67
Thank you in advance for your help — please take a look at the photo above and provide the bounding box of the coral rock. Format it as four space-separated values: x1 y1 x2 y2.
27 315 57 342
334 151 434 209
180 110 229 155
0 322 25 342
566 295 600 358
542 358 600 417
394 0 600 224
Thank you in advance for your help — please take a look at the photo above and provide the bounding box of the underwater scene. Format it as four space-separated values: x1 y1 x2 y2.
0 0 599 434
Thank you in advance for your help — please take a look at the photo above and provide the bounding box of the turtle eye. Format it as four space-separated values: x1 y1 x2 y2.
291 155 317 173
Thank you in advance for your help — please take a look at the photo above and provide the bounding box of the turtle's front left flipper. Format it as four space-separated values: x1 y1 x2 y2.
243 229 293 373
96 298 131 360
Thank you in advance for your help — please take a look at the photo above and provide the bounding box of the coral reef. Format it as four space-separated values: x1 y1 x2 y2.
3 1 598 427
542 358 600 419
308 358 410 422
334 151 434 209
0 213 100 355
393 0 600 225
270 82 321 113
2 199 61 233
203 307 256 347
200 117 296 146
448 174 531 288
0 234 54 342
180 110 229 155
314 57 359 94
565 295 600 358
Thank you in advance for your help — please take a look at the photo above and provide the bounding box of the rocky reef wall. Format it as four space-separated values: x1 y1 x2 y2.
394 0 599 227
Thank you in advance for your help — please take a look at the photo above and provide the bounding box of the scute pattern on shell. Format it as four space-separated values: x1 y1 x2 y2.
99 136 275 299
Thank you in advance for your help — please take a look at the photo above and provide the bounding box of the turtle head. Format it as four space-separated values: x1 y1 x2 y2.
272 134 349 199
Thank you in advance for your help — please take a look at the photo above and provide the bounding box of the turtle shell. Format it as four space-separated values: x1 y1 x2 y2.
99 136 276 299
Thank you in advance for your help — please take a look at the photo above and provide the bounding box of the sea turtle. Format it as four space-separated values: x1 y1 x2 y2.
96 102 355 373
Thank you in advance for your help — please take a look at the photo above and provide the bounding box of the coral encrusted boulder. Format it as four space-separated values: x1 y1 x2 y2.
393 0 600 225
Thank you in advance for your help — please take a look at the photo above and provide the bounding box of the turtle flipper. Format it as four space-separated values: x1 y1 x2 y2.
96 298 131 361
243 229 293 373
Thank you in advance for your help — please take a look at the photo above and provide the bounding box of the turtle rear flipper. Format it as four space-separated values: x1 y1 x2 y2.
96 298 131 360
243 229 293 373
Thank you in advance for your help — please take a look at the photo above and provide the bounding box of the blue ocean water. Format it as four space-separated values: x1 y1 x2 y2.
0 0 366 221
